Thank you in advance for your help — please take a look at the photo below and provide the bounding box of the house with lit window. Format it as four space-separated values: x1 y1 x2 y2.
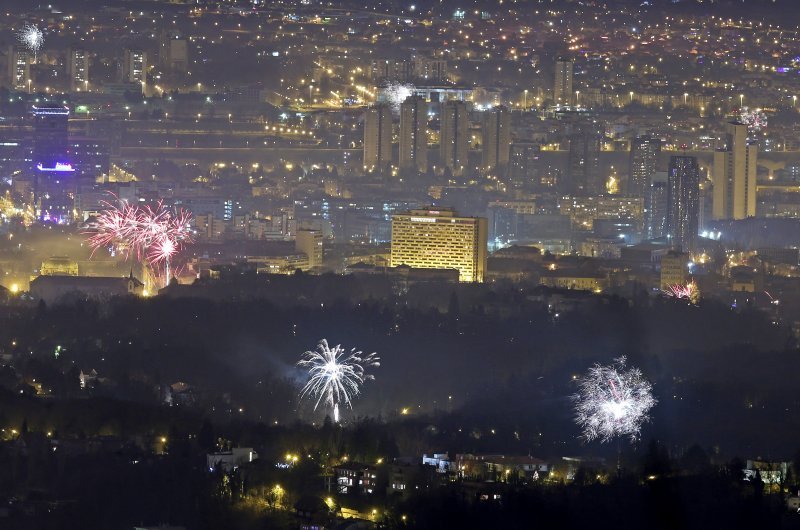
331 462 377 495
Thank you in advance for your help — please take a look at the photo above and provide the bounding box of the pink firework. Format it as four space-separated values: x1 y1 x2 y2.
662 282 696 300
85 198 141 259
84 195 194 283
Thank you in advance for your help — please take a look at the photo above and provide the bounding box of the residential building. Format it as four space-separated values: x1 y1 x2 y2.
440 100 469 177
666 156 700 252
399 95 428 174
482 105 511 173
554 56 574 105
121 49 147 85
645 171 668 239
567 124 602 195
713 121 757 220
363 104 393 172
296 229 323 269
66 47 90 92
332 462 378 495
629 135 661 198
7 46 31 91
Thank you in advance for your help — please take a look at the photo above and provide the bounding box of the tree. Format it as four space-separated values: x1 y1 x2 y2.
198 419 215 451
681 445 710 474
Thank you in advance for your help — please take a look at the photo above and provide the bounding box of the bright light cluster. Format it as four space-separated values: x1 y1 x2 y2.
17 24 44 56
738 107 767 133
84 195 194 284
383 82 415 112
663 281 698 301
297 339 379 423
573 356 656 443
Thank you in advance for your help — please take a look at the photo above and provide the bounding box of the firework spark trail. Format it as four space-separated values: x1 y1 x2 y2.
662 282 696 300
573 356 656 443
297 339 380 422
17 24 44 58
85 199 141 259
84 195 194 285
738 107 767 133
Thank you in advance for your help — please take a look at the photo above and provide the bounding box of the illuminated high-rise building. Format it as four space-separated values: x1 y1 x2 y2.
32 104 74 222
33 105 69 171
508 141 540 189
363 104 393 173
482 105 510 174
440 100 469 177
296 229 323 269
567 123 602 195
712 121 757 220
122 49 147 85
399 95 427 174
629 135 660 198
645 171 668 240
553 56 574 106
7 46 31 91
391 208 488 282
66 47 90 92
666 156 700 252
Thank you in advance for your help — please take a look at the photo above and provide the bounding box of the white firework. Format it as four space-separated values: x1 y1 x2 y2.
297 339 379 422
382 82 415 112
17 24 44 58
573 356 656 443
738 106 767 133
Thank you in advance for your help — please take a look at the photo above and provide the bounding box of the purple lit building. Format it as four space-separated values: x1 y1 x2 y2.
32 104 74 223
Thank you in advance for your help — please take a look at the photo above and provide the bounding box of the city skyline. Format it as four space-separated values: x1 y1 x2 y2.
2 1 800 528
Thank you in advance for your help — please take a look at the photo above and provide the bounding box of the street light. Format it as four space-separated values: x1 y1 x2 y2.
739 94 744 107
523 89 528 109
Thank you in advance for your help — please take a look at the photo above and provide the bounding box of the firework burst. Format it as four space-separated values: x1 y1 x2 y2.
381 82 415 112
17 24 44 58
738 106 767 133
573 356 656 443
662 281 698 302
297 339 380 422
84 195 194 287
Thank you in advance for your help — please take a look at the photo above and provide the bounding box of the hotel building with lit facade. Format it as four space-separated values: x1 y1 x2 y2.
390 208 488 283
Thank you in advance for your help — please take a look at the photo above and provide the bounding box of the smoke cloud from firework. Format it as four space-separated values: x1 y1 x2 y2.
17 24 44 57
573 356 656 443
84 195 194 282
297 339 379 422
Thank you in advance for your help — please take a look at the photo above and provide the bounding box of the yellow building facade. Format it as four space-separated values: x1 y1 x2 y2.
390 209 488 282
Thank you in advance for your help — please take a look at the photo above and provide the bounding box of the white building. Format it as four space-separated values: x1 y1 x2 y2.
207 448 259 472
